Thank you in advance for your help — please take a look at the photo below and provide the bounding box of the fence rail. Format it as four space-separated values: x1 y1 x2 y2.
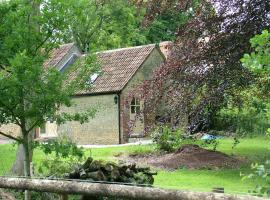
0 177 268 200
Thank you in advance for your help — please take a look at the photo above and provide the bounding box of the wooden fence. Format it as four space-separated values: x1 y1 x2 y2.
0 177 268 200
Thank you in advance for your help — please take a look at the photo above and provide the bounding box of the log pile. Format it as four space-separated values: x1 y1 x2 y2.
66 157 157 185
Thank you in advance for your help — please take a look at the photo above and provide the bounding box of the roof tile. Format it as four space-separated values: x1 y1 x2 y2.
81 44 156 94
44 42 169 95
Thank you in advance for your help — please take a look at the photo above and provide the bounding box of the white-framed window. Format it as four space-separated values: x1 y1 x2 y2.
130 97 141 116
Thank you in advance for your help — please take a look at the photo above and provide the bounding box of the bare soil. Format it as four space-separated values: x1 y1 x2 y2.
118 144 244 170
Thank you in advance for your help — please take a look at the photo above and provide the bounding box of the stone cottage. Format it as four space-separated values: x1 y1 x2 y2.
1 42 171 144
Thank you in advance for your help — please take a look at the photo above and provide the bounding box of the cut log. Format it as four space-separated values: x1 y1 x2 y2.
0 177 265 200
82 157 93 170
87 170 106 181
79 170 87 179
68 157 156 187
69 167 80 179
110 168 120 181
145 171 158 176
125 168 134 177
88 160 103 172
103 163 115 172
137 167 151 172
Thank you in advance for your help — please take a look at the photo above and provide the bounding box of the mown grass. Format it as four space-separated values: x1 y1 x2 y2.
0 143 17 175
0 136 269 194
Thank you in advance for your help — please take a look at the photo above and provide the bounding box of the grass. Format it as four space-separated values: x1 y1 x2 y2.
0 144 17 175
0 136 269 195
154 169 259 193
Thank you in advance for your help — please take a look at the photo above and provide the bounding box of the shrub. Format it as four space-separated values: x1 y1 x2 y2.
243 160 270 197
36 135 85 177
213 99 270 136
151 126 183 152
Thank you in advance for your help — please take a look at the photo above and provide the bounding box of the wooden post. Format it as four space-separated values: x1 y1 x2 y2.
59 194 68 200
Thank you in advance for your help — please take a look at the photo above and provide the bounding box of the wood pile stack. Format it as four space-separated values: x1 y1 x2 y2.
66 157 157 185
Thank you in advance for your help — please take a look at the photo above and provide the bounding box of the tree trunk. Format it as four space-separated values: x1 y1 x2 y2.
23 133 31 200
11 132 34 175
11 144 25 176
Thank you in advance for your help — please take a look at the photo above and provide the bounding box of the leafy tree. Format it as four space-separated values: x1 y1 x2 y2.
63 0 146 53
241 30 270 191
136 0 269 134
140 0 199 43
143 10 190 43
241 30 270 97
0 1 98 199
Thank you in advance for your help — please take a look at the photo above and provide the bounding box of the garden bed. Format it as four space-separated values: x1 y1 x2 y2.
118 144 244 170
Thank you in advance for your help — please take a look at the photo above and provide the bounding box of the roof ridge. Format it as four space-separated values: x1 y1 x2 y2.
96 43 156 54
77 42 174 57
58 42 75 48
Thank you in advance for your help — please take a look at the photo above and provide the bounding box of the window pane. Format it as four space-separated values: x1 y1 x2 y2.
135 98 140 105
131 98 136 105
131 106 136 114
136 106 140 114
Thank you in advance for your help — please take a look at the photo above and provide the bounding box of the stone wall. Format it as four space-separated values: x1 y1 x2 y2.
0 124 21 139
120 48 165 142
58 94 119 145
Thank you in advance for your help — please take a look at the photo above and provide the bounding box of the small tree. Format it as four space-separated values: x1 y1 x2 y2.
0 1 98 199
241 29 270 97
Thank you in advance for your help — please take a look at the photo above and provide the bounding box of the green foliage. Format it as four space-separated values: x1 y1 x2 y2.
214 30 270 136
240 30 270 195
241 30 270 72
1 136 270 193
151 126 222 152
243 161 270 197
0 0 99 134
201 137 220 151
39 136 84 158
144 10 190 43
63 0 147 52
214 98 270 136
37 135 85 177
241 29 270 96
151 126 183 152
0 1 99 186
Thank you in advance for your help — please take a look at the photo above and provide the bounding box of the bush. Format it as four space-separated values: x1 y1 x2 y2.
244 160 270 197
213 98 270 136
151 126 183 152
36 135 85 177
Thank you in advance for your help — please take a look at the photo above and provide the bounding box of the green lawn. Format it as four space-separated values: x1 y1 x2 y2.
0 137 269 195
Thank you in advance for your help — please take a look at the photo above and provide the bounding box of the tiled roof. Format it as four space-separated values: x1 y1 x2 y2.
81 44 157 94
44 43 75 69
44 42 169 95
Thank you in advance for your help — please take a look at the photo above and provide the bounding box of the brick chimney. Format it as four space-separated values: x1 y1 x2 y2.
159 41 173 59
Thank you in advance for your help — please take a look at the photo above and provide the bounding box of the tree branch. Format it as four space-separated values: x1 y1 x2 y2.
26 119 41 134
0 100 21 127
0 131 22 143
